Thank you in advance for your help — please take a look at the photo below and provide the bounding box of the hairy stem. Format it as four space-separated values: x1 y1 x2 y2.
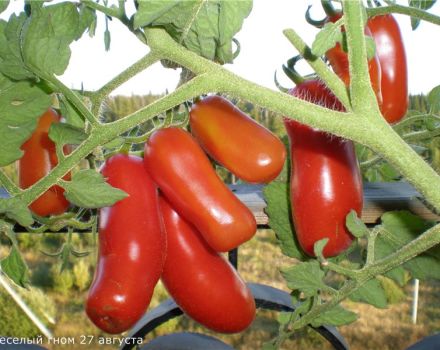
0 169 20 196
367 4 440 25
282 28 351 109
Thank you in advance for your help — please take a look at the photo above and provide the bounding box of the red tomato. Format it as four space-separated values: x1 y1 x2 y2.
368 14 408 123
86 154 165 334
325 13 383 107
284 80 363 257
159 195 256 333
190 95 286 183
19 108 70 216
143 127 256 253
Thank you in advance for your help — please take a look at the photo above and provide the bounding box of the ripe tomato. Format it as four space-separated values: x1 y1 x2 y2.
143 127 256 253
368 14 408 123
325 13 383 107
190 95 286 183
159 196 256 333
18 108 70 216
86 154 165 334
284 80 363 257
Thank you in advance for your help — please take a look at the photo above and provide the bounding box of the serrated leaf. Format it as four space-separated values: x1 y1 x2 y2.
428 85 440 113
311 21 343 56
0 15 34 80
263 182 305 260
409 0 436 30
134 0 252 64
346 210 369 238
0 198 34 227
281 261 325 297
59 95 85 129
376 211 440 280
310 305 358 327
349 278 388 308
1 246 29 288
22 2 80 75
0 76 51 166
49 123 87 147
63 170 127 208
314 238 329 259
77 5 96 40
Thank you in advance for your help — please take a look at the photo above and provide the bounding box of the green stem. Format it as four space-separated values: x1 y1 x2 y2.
282 28 351 109
0 169 20 196
343 0 379 114
367 4 440 25
90 51 160 115
37 70 99 127
403 128 440 143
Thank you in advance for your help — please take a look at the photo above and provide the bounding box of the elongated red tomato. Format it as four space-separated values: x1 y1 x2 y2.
190 95 286 183
160 196 256 333
285 80 363 257
368 14 408 123
19 109 70 216
144 127 256 253
325 13 383 107
86 154 165 334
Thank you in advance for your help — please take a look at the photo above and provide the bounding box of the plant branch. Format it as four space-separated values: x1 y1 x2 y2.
367 4 440 26
0 169 20 196
403 128 440 143
282 28 351 109
343 0 379 114
90 51 160 115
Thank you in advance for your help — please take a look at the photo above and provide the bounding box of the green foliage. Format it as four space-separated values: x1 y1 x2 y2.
310 305 358 327
349 278 388 309
51 263 74 295
281 261 325 297
63 170 128 208
73 258 91 292
312 21 343 57
134 0 252 64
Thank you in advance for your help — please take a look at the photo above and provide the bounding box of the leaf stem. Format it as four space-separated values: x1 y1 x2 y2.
282 28 351 109
0 169 20 196
367 4 440 26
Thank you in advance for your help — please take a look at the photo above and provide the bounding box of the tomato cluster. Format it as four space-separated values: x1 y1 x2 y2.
85 96 286 334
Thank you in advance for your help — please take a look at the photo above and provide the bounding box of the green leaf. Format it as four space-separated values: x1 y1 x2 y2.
134 0 252 64
59 95 85 129
277 311 292 325
0 1 9 14
346 210 369 238
1 245 29 288
22 2 80 75
0 198 34 227
409 0 436 30
311 21 343 56
77 5 96 40
349 278 388 308
281 261 325 297
0 76 51 166
63 170 128 208
376 211 440 280
263 182 305 260
0 15 34 80
49 123 87 146
428 85 440 113
313 238 329 259
310 305 358 327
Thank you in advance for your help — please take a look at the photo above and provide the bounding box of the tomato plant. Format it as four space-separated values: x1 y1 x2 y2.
190 95 286 183
18 108 70 217
86 154 165 334
160 195 256 333
143 127 257 252
284 79 363 257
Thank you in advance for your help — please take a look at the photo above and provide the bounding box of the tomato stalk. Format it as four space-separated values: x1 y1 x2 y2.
367 3 440 25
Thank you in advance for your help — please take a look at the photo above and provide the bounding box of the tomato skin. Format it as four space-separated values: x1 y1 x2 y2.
159 196 256 333
368 14 408 123
190 95 286 183
143 127 256 253
86 154 165 334
18 109 70 216
284 80 363 257
326 13 383 107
